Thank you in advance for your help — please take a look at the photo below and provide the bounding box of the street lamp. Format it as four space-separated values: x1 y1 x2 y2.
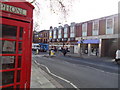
79 37 84 57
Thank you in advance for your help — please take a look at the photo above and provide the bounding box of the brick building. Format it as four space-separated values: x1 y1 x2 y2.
77 14 118 58
49 14 118 58
49 23 78 53
38 30 49 43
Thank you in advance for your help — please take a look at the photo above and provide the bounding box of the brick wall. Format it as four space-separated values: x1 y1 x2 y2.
114 16 118 34
99 18 106 35
76 23 82 37
87 21 92 36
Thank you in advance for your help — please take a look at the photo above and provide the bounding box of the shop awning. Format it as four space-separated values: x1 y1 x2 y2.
77 39 100 44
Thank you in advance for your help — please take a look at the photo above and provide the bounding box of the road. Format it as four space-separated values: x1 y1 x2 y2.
32 52 119 88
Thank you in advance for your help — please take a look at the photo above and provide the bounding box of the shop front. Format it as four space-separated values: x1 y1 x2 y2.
0 1 34 89
77 39 99 56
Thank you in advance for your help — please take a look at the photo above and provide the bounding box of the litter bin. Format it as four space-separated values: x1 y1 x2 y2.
50 50 55 56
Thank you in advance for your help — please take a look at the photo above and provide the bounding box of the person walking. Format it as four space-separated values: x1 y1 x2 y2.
62 46 67 56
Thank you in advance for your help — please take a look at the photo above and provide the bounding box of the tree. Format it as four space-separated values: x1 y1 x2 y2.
26 0 77 31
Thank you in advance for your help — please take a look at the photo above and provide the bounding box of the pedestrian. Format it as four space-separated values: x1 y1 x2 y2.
96 48 98 56
62 47 67 56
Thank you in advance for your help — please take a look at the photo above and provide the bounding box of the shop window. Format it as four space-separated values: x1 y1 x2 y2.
19 27 23 40
0 56 15 70
2 71 14 85
17 70 21 82
1 40 16 54
1 24 17 39
17 56 22 68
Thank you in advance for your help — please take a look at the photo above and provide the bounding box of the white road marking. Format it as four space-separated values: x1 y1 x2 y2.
34 60 80 90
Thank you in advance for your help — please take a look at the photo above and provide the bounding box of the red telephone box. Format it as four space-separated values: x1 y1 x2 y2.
0 0 34 89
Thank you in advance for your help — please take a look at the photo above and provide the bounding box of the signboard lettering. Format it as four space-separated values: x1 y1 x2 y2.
0 2 27 15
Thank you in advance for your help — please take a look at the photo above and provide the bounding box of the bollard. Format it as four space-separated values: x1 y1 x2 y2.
36 49 39 54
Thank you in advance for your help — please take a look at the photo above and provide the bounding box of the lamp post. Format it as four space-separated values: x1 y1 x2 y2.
79 37 84 57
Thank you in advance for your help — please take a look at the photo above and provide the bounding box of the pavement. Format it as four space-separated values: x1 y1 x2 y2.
30 55 63 88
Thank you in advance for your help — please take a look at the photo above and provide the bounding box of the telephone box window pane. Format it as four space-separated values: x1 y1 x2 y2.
0 56 1 70
18 56 22 68
19 27 23 40
1 24 17 39
2 71 14 85
0 72 2 86
1 40 16 54
0 56 15 70
0 40 2 54
18 42 22 54
17 70 21 82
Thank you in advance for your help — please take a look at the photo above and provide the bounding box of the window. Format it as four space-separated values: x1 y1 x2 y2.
64 28 67 38
1 40 16 54
92 20 99 35
106 17 114 34
2 71 14 85
82 23 87 36
58 29 62 38
1 24 17 39
53 30 56 39
0 56 16 70
0 23 24 87
70 26 75 37
49 30 52 39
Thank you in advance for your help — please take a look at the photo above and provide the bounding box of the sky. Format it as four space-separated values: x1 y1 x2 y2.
31 0 120 31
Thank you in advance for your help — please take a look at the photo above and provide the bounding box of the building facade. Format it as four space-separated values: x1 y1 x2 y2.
77 14 118 58
49 23 78 53
38 30 49 43
49 14 118 58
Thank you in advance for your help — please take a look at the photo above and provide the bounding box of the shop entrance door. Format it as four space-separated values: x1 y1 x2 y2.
0 18 30 89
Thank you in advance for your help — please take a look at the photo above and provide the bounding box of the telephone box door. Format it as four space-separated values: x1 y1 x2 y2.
0 18 31 89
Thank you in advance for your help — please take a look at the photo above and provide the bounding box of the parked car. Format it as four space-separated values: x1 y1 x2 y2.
115 49 120 64
32 43 40 51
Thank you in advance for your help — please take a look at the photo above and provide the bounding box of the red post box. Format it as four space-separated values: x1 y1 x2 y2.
0 0 34 89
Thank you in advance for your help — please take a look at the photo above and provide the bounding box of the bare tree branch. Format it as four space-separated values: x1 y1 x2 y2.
30 0 36 3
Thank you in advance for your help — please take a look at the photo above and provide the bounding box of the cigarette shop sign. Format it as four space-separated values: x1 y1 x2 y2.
0 2 27 16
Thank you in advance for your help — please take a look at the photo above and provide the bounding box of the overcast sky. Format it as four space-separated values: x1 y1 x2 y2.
32 0 120 31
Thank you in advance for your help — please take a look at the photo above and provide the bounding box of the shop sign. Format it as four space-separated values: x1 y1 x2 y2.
0 2 27 15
